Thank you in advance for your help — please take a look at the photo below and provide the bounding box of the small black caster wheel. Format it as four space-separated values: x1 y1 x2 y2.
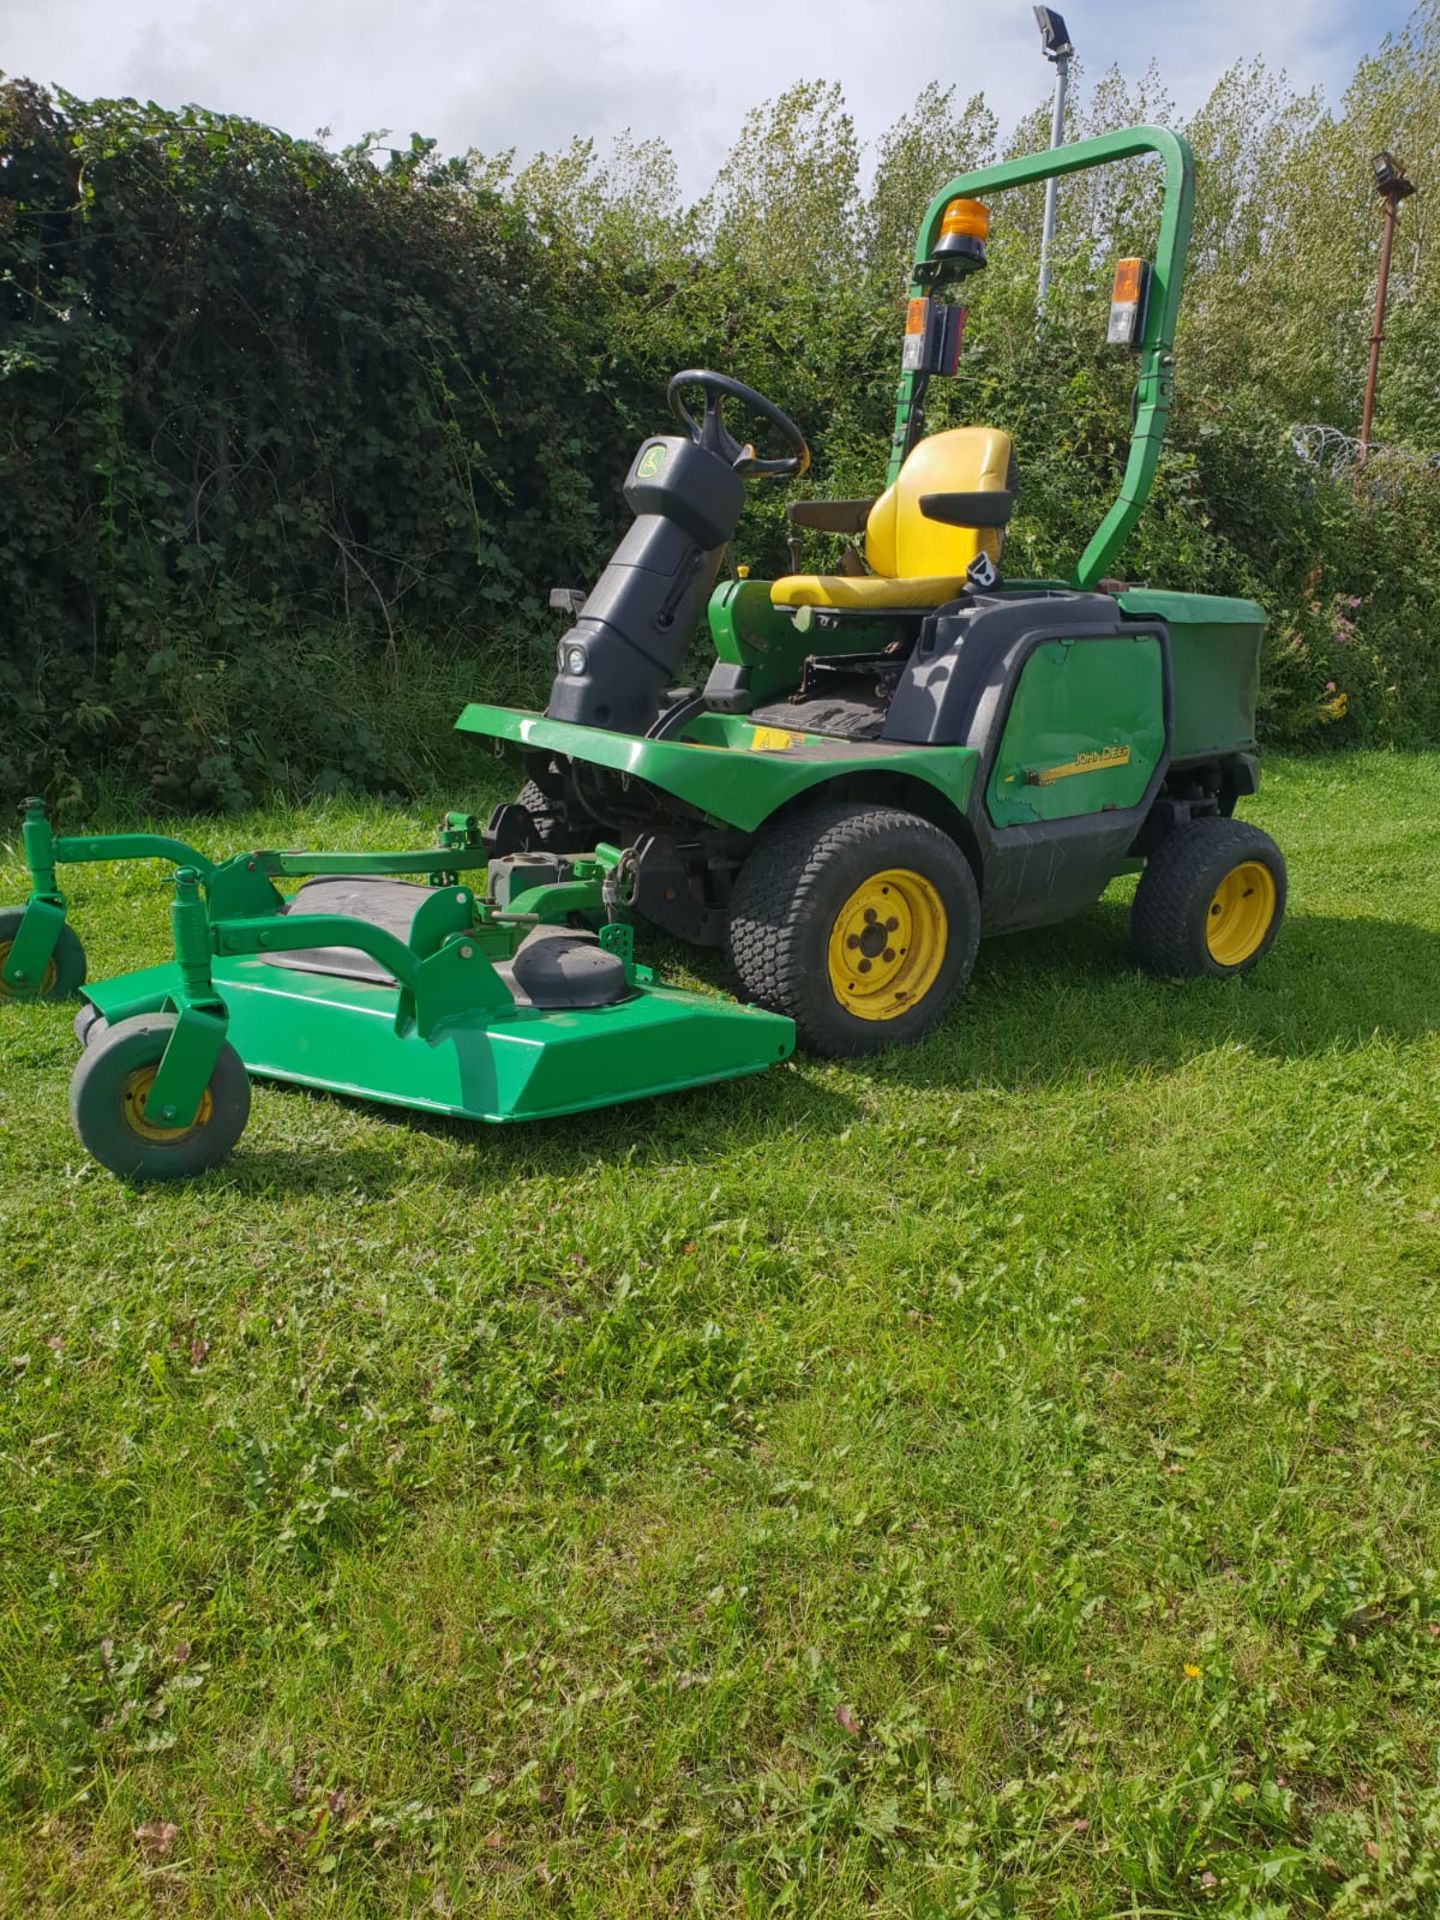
0 908 87 1002
74 1001 108 1049
69 1013 251 1181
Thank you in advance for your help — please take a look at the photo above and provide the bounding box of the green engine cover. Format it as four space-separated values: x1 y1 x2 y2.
986 633 1166 827
1118 590 1263 762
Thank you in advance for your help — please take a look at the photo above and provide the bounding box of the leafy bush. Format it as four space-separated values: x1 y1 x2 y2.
0 86 608 806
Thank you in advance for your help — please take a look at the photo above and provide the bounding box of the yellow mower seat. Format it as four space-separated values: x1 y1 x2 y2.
772 425 1014 612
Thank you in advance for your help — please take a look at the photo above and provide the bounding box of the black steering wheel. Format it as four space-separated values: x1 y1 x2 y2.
667 369 810 479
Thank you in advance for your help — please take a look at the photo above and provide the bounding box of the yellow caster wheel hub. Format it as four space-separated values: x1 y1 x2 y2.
121 1065 214 1144
0 939 57 1001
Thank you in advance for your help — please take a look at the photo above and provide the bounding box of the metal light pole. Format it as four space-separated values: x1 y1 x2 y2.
1359 151 1417 459
1034 7 1075 315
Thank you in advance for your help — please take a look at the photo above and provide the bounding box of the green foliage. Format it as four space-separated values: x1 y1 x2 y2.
3 14 1440 811
0 84 599 807
702 81 862 283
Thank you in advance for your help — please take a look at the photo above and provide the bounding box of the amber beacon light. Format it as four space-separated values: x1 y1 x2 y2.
933 197 990 267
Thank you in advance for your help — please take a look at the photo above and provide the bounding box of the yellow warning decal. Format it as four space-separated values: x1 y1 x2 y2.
1030 743 1132 785
749 727 796 752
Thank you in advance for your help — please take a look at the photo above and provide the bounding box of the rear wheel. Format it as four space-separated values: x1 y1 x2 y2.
1131 817 1286 978
726 803 981 1057
0 908 86 1002
70 1013 251 1181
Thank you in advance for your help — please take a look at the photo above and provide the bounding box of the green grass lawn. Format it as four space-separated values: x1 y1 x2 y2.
1 751 1438 1918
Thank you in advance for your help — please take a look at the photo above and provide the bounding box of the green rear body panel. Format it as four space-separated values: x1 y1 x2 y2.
456 703 979 830
1119 590 1263 762
83 956 794 1125
986 634 1167 827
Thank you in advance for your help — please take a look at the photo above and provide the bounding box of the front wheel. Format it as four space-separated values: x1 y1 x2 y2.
70 1013 252 1181
726 803 981 1057
1131 817 1286 978
0 908 86 1002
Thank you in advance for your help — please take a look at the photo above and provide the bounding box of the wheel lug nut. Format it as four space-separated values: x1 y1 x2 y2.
882 948 895 963
858 959 871 974
846 934 860 950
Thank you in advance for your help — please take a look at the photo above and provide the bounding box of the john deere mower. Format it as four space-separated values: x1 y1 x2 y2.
470 124 1283 1044
3 125 1285 1179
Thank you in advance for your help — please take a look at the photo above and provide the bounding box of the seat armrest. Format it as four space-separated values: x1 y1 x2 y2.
786 499 874 535
918 490 1014 530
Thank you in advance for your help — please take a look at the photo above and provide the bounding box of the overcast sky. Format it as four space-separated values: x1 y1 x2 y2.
3 0 1418 193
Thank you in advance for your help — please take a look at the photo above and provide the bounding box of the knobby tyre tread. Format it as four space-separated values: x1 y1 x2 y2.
1131 816 1286 978
726 802 980 1057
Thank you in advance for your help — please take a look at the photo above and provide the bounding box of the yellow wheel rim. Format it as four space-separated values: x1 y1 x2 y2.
0 939 57 1001
826 867 948 1021
121 1065 214 1145
1205 859 1276 967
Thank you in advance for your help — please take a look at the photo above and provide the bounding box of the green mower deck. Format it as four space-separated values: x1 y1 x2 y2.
81 952 792 1127
3 801 793 1179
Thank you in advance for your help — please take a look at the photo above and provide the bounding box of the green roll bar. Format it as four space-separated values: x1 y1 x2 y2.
889 123 1196 592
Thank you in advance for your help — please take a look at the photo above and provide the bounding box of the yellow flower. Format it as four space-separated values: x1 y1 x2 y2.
1184 1663 1202 1679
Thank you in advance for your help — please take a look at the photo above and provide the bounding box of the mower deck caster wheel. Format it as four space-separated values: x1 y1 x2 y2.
69 1013 251 1182
1131 817 1286 978
0 908 87 1002
74 1001 108 1048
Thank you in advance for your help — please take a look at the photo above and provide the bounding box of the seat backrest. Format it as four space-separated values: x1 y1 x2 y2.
864 426 1013 580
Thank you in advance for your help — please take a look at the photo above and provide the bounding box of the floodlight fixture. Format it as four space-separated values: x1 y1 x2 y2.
1360 152 1419 454
1034 7 1074 60
1034 8 1075 312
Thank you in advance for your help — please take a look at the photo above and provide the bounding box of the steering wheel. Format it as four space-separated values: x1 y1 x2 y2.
667 369 811 479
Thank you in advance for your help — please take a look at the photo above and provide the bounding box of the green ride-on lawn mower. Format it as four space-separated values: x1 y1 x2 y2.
3 124 1285 1180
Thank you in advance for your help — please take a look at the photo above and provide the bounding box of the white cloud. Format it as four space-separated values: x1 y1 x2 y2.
3 0 1414 194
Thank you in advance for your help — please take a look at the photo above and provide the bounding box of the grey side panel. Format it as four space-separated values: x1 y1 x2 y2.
978 814 1149 933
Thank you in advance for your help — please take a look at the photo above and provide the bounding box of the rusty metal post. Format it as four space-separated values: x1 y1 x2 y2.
1359 193 1398 458
1358 153 1417 467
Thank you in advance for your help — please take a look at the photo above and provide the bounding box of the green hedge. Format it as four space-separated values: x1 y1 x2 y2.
0 86 630 807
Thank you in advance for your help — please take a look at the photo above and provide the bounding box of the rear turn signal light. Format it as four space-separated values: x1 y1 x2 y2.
901 296 966 374
1107 256 1151 348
